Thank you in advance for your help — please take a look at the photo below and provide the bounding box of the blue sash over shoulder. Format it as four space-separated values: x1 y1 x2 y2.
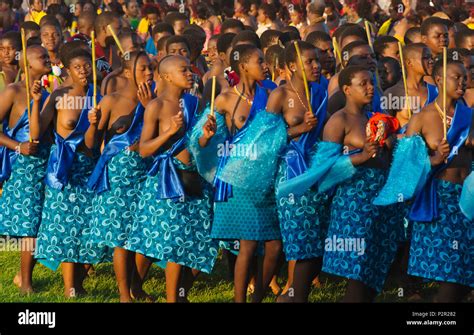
426 83 438 106
409 100 473 222
45 85 97 190
285 82 327 180
213 84 268 202
0 91 49 182
147 93 198 200
188 106 229 184
87 103 145 193
373 135 431 205
277 141 356 198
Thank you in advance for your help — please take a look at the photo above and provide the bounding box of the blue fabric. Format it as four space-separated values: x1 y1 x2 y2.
211 185 281 241
217 111 287 192
213 83 268 202
409 101 473 222
35 147 112 266
460 172 474 221
124 160 219 274
426 83 438 106
145 37 157 56
319 76 329 92
147 93 198 200
260 79 277 90
0 144 50 237
45 85 99 190
276 142 331 261
322 167 404 293
276 141 356 198
408 180 473 288
89 150 149 248
87 103 145 194
373 135 431 206
0 91 49 182
285 82 328 180
188 106 229 184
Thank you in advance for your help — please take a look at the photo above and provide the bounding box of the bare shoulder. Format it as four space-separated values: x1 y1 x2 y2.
144 97 164 119
215 88 234 110
323 109 346 142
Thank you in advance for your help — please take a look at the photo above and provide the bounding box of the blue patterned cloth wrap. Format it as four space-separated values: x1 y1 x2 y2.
124 94 219 274
0 92 50 237
35 146 112 268
408 179 473 288
276 143 331 261
89 150 149 249
322 167 405 293
87 103 149 249
276 81 331 260
210 110 286 241
0 144 50 237
124 157 219 274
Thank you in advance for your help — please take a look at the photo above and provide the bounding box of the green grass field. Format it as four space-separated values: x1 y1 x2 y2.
0 248 448 303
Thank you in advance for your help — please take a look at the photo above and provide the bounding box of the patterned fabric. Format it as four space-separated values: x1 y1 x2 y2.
212 187 281 241
408 179 473 288
89 150 149 248
322 167 404 293
276 153 331 261
35 147 111 265
0 145 50 237
125 158 219 274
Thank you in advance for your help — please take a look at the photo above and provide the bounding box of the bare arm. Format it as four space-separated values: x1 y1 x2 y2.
84 96 111 150
198 94 225 148
0 85 20 150
29 80 43 141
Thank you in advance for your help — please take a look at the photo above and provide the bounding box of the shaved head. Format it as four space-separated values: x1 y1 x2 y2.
158 54 189 75
403 43 427 60
20 45 47 69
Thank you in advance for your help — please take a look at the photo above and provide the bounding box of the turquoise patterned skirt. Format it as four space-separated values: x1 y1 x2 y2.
125 159 219 274
212 187 280 241
408 179 473 288
89 150 149 248
322 167 404 293
0 145 50 237
276 160 330 261
35 147 111 265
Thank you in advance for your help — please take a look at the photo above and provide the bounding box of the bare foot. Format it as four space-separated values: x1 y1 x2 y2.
247 283 255 294
130 289 155 302
120 295 133 303
269 280 282 296
312 276 322 288
13 273 22 288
